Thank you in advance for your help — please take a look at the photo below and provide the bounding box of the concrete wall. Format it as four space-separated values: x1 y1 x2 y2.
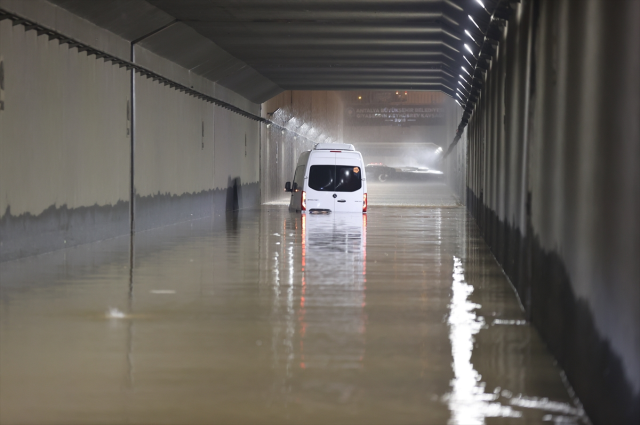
0 1 263 261
212 86 261 213
464 1 640 423
442 103 465 204
0 7 131 261
261 90 343 204
133 48 261 231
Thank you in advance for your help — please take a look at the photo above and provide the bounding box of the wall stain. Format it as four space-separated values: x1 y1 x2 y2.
134 182 259 233
1 182 261 262
0 201 129 262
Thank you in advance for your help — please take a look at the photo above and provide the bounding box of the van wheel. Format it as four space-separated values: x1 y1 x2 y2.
378 173 389 182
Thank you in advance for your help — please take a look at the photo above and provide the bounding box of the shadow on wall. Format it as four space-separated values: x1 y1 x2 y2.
225 177 242 233
226 176 242 212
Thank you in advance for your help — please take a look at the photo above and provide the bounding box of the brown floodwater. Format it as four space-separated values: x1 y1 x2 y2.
0 204 589 424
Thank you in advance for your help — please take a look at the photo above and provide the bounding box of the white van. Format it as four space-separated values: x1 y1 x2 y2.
285 143 367 213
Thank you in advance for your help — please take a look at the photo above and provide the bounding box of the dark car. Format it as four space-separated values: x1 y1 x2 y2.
365 163 397 182
366 163 443 182
394 167 444 181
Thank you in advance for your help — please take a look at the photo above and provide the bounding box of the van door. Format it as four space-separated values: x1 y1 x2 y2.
305 152 336 212
334 154 364 212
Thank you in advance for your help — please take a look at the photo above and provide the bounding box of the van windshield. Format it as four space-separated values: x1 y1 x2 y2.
308 165 361 192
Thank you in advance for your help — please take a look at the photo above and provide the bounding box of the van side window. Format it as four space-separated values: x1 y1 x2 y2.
308 165 361 192
293 165 306 190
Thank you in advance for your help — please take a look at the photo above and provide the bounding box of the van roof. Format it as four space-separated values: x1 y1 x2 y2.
314 143 355 151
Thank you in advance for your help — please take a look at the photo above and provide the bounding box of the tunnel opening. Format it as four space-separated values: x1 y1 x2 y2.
261 90 465 209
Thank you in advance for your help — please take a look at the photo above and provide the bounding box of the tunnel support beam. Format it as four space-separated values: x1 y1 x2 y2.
128 19 179 235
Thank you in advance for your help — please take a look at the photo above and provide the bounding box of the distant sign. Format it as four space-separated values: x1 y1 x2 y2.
371 91 407 103
345 104 445 126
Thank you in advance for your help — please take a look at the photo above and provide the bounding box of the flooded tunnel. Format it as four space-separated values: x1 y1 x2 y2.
0 1 638 424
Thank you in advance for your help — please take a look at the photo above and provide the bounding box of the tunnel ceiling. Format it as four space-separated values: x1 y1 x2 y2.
46 0 493 102
146 0 480 96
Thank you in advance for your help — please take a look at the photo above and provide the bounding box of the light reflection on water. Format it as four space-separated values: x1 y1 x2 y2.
446 256 522 423
445 256 590 425
266 212 367 407
298 213 367 370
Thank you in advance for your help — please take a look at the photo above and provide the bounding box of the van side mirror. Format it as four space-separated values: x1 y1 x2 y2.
284 182 292 192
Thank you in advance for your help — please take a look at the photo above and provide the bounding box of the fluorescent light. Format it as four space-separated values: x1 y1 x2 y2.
459 74 469 83
461 66 471 76
475 0 484 7
464 43 475 56
464 56 474 68
469 15 482 31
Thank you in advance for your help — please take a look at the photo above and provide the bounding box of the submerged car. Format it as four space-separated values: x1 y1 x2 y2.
365 163 396 182
365 163 443 182
395 166 444 181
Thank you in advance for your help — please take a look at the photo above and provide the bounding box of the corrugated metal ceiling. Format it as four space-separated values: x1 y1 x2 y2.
48 0 499 104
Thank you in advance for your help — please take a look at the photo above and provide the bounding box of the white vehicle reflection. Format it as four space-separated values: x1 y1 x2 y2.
299 212 367 369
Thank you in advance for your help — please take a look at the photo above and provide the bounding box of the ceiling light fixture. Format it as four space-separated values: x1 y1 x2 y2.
464 56 474 68
464 43 477 57
469 15 483 32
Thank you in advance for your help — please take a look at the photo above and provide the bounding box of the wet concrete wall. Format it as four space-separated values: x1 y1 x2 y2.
440 97 465 204
464 1 640 423
0 2 131 261
133 48 261 232
261 90 343 203
0 0 262 260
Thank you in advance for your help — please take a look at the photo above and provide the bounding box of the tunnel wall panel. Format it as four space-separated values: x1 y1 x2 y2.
213 100 261 212
464 1 640 423
1 6 265 260
133 72 214 232
0 18 131 262
133 52 262 231
261 90 343 204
